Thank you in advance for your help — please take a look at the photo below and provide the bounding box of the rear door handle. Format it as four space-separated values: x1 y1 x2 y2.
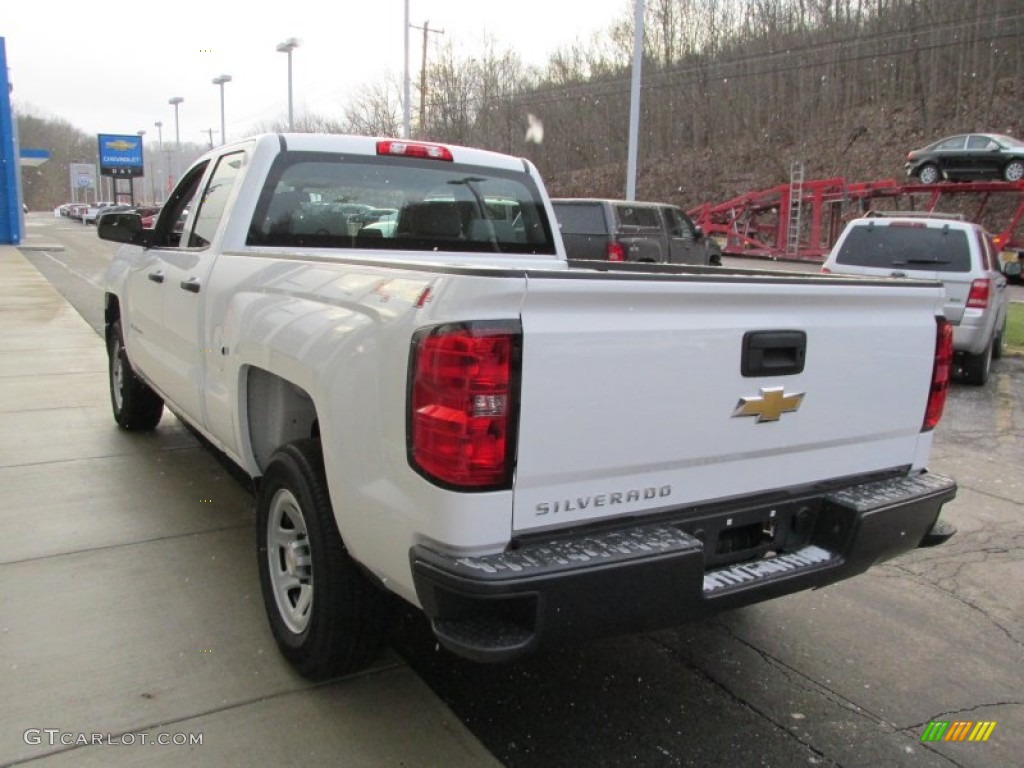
180 277 201 293
148 270 165 284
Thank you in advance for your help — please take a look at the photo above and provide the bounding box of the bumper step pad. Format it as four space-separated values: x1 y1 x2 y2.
703 545 834 593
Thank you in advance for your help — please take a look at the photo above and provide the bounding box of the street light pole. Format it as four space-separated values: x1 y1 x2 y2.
136 130 146 205
212 74 232 145
403 0 410 138
625 0 645 201
154 120 164 203
276 38 299 131
168 97 184 188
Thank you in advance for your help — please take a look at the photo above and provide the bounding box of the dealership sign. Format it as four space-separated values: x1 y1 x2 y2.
69 163 97 189
97 134 144 177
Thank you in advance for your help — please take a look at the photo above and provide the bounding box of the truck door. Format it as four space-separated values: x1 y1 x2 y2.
663 206 703 265
159 151 247 428
120 161 209 401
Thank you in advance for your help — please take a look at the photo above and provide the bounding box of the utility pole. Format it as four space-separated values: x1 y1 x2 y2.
410 20 444 137
202 128 217 150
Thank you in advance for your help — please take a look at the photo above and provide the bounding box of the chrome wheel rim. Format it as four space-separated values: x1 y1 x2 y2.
1006 162 1024 182
111 338 125 412
920 166 938 184
267 488 314 634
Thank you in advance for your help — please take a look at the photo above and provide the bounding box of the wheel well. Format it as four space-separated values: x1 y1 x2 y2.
104 293 120 322
245 368 320 473
104 294 120 344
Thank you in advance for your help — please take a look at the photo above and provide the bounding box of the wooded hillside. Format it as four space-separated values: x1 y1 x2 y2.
17 0 1024 212
412 0 1024 206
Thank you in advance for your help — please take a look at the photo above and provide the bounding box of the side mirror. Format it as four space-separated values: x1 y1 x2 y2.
693 225 704 241
97 212 152 246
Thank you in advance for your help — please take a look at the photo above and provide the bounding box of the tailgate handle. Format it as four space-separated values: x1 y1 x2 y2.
742 330 806 377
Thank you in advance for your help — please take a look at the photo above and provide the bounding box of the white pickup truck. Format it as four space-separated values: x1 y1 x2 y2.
98 134 957 679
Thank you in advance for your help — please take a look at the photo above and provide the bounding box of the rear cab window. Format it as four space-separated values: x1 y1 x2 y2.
835 223 972 272
246 151 555 255
551 203 608 236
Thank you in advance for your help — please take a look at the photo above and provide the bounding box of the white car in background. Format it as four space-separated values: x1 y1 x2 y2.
822 213 1009 385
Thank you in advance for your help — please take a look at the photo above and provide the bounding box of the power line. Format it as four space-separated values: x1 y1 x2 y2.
420 9 1024 114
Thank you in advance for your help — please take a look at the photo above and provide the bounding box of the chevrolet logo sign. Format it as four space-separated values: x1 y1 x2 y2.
733 387 805 423
105 140 137 151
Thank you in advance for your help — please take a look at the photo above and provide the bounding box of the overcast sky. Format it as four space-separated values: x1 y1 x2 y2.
4 0 632 144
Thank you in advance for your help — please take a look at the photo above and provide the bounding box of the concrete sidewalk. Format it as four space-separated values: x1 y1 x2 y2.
0 244 499 767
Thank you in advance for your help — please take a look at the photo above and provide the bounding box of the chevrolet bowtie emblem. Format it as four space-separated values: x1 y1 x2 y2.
733 387 805 423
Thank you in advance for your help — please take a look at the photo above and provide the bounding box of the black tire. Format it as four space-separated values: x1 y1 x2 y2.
917 163 941 185
992 318 1006 360
1004 159 1024 183
960 338 993 386
256 439 390 680
107 320 163 430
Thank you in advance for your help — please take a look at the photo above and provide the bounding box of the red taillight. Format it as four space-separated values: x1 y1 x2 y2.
923 317 953 432
376 140 453 161
966 278 991 309
821 266 832 274
409 322 519 489
607 242 626 262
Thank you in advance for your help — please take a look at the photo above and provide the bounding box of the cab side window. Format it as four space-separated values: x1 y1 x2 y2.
190 152 246 247
663 207 694 241
154 162 209 248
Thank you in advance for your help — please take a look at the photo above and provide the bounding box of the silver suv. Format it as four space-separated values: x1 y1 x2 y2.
822 214 1009 385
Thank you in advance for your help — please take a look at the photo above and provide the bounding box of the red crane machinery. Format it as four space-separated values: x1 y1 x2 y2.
687 176 1024 265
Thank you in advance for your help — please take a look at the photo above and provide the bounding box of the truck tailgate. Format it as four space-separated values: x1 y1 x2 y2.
511 274 943 533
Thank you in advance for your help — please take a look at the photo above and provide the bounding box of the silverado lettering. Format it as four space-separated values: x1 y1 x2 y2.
536 485 673 515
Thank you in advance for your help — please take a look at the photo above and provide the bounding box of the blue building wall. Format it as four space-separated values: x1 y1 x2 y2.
1 37 23 245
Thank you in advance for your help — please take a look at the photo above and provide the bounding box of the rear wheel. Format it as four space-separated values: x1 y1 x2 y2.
917 164 941 185
107 320 163 430
960 338 993 386
992 317 1006 360
1004 159 1024 183
257 439 390 680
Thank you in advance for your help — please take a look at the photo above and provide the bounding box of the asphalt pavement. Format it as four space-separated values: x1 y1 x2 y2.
2 216 1022 767
0 237 500 767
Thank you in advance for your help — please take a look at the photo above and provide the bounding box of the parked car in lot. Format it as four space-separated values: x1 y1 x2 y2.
551 198 722 265
905 133 1024 184
66 203 89 220
822 213 1009 384
87 203 133 225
